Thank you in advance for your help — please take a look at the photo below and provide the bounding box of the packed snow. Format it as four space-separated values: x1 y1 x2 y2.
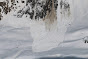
0 0 88 59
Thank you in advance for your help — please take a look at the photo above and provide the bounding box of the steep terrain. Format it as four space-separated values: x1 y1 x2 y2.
0 0 88 59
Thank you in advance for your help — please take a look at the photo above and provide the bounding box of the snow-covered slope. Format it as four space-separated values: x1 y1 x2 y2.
0 0 88 59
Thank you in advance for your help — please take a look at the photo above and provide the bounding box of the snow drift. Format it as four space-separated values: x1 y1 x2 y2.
0 0 88 59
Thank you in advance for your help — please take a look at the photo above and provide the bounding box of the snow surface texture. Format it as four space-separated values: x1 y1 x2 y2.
0 0 88 59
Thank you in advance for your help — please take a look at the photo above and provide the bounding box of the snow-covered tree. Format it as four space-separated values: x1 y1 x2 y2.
0 0 16 20
16 0 58 20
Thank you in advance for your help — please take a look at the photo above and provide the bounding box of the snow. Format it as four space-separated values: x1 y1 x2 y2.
0 0 88 59
0 0 6 2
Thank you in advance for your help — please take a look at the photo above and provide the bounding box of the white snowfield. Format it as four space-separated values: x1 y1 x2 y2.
0 0 88 59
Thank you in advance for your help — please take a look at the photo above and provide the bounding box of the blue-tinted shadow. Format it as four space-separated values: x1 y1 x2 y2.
38 57 87 59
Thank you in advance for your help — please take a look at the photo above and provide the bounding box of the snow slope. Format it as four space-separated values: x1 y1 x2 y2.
0 0 88 59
